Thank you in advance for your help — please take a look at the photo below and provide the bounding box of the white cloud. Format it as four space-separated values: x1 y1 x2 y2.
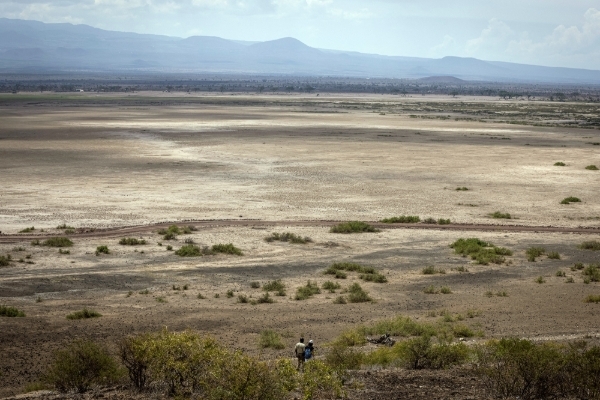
466 18 514 55
431 34 456 56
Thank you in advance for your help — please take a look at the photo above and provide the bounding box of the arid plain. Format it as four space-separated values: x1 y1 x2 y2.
0 93 599 398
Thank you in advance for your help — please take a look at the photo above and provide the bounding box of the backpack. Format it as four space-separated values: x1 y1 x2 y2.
304 347 312 360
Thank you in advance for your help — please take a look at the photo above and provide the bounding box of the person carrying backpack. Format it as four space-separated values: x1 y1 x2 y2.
294 338 306 371
304 340 315 361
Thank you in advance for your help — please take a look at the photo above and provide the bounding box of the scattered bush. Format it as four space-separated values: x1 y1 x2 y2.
66 309 102 320
325 262 386 283
237 294 248 303
586 165 599 170
585 295 600 303
526 247 546 262
450 238 512 265
211 243 243 255
45 339 121 393
583 264 600 282
347 283 372 303
440 286 452 294
422 217 437 224
31 239 41 246
535 276 546 284
119 238 146 245
259 330 285 349
424 285 438 294
12 246 25 252
166 245 173 251
43 237 73 248
156 297 167 303
58 249 70 254
561 196 581 204
554 162 566 166
265 232 312 244
573 262 585 270
227 289 235 298
95 245 109 255
300 360 344 400
56 224 74 230
255 292 274 304
263 280 285 293
422 266 445 275
295 281 321 300
197 293 206 299
455 266 468 273
438 218 451 225
490 211 511 219
380 216 420 223
19 226 35 233
579 241 600 250
0 255 11 267
162 232 176 240
555 270 566 277
455 187 469 191
157 225 181 235
322 281 341 292
0 305 25 317
547 251 561 260
333 296 347 304
330 221 379 233
175 244 204 257
250 281 260 289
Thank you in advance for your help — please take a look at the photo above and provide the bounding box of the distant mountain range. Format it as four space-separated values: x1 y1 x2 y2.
2 18 600 84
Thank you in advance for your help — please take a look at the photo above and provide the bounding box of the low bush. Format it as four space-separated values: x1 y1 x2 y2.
325 262 387 283
300 360 344 400
162 232 176 240
561 196 581 204
424 285 438 294
585 295 600 303
56 224 74 230
211 243 243 255
19 226 35 233
330 221 379 233
422 266 445 275
440 286 452 294
175 244 204 257
259 330 285 349
579 241 600 250
157 225 181 235
333 296 347 304
554 162 566 166
295 281 321 300
227 290 235 298
166 245 173 251
438 218 451 225
347 283 372 303
43 237 73 248
264 232 312 244
583 264 600 282
197 293 206 299
586 165 599 170
58 249 70 254
66 309 102 320
556 270 566 277
526 246 545 262
360 272 388 283
380 216 420 223
322 281 341 292
0 305 25 317
95 245 109 255
250 281 260 289
422 217 437 224
45 339 121 393
450 238 512 265
0 255 11 267
119 238 146 245
263 280 285 292
566 277 575 283
255 292 274 304
547 251 561 259
490 211 511 219
535 276 546 284
455 187 469 191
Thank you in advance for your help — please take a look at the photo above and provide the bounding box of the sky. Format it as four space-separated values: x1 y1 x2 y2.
1 0 599 69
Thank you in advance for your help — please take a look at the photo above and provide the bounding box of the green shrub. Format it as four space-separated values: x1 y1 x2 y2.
264 232 312 244
566 277 575 283
197 293 206 299
263 280 285 292
347 283 372 303
324 343 363 372
0 305 25 317
333 296 347 304
166 245 173 251
295 281 321 300
535 276 546 284
300 360 344 400
586 165 599 170
58 249 70 254
561 196 581 204
579 241 600 250
0 255 11 267
585 295 600 303
322 281 341 292
95 245 109 255
325 262 386 282
158 225 181 235
450 238 512 265
163 232 177 240
19 226 35 233
555 270 566 277
175 244 204 257
490 211 511 219
43 237 73 247
422 266 445 275
56 224 74 230
66 309 102 320
250 281 260 289
380 216 420 223
45 339 121 393
31 239 41 246
360 272 388 283
526 246 546 262
119 238 146 245
259 330 285 349
438 218 451 225
424 285 438 294
255 292 274 304
330 221 379 233
583 264 600 282
547 251 560 260
212 243 243 255
455 187 469 191
227 290 235 298
440 286 452 294
554 162 566 166
422 217 437 224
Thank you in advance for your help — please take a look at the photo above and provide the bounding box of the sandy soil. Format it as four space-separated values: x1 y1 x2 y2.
0 93 599 398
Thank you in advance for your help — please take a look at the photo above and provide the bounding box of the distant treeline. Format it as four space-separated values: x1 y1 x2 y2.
1 75 600 101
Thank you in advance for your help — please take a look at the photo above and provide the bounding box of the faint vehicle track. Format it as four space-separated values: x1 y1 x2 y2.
0 220 598 243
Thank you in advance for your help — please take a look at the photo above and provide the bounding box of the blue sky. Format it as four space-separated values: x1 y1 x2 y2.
1 0 599 69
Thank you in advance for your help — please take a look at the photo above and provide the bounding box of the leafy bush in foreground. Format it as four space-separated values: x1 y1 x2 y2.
44 339 121 393
330 221 379 233
43 237 73 247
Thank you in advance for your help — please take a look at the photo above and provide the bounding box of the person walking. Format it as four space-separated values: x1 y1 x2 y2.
304 339 315 361
294 337 306 371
